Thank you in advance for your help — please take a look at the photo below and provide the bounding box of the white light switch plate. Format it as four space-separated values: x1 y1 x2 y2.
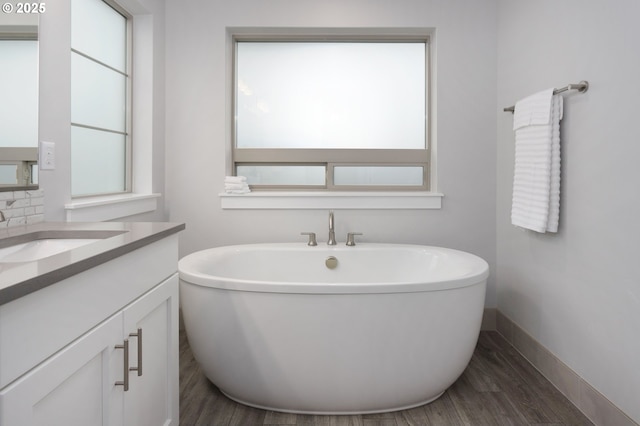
40 141 55 170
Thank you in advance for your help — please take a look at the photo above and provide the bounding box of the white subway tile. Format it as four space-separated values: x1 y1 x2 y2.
7 217 26 227
8 199 29 209
29 197 44 206
3 208 25 218
0 189 45 225
26 214 44 224
26 189 44 197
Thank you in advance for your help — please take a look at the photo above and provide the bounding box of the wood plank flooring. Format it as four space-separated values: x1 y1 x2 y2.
179 331 593 425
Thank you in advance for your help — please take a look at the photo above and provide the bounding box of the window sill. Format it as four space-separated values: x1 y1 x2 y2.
219 191 443 210
65 193 161 222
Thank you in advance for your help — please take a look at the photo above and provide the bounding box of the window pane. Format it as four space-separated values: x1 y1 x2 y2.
72 52 126 131
72 127 126 196
0 40 38 148
236 42 426 150
31 164 38 184
237 165 326 186
71 0 126 72
0 165 18 185
333 166 424 186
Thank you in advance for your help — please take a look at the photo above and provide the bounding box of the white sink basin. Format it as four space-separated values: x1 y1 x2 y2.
0 238 101 263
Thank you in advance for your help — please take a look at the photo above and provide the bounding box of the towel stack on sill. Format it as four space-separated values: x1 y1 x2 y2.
224 176 251 194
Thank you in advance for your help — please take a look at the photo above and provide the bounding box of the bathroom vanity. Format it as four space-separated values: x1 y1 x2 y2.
0 222 185 426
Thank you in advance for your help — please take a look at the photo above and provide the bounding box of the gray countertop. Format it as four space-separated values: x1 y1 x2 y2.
0 222 185 305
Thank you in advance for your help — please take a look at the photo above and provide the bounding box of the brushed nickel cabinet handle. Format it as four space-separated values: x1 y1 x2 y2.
129 328 143 376
115 339 129 391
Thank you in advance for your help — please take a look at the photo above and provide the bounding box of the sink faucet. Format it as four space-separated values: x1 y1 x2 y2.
328 211 336 245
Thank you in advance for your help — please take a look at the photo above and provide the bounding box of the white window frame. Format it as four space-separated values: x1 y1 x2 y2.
229 29 433 194
64 0 160 221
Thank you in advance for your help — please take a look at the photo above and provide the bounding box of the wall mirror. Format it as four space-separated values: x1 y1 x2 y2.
0 11 38 191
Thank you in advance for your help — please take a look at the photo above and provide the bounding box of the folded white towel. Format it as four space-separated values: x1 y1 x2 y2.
225 188 251 194
511 93 563 233
225 176 247 183
513 88 554 130
223 176 251 194
224 182 248 190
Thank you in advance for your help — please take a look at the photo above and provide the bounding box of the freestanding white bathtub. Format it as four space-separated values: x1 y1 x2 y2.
179 243 489 415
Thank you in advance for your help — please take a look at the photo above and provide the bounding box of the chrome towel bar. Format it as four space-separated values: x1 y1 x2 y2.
504 80 589 113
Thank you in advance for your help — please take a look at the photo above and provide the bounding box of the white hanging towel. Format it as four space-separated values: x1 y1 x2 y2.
511 89 563 233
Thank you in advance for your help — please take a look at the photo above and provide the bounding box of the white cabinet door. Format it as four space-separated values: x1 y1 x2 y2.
122 274 179 426
0 312 125 426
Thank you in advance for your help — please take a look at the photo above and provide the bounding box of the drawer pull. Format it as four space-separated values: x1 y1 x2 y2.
115 339 129 391
129 328 143 376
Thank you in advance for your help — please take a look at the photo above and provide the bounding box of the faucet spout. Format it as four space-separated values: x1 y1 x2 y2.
328 211 336 245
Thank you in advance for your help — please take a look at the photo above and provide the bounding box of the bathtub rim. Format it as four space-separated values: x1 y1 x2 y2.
179 242 489 295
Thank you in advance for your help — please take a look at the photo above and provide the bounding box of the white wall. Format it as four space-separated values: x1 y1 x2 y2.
165 0 498 306
38 0 71 220
496 0 640 423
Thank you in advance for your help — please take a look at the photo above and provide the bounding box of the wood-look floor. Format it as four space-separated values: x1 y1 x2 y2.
179 331 593 425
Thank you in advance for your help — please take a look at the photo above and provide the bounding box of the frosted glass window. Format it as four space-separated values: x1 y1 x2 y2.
232 36 431 191
0 165 18 185
334 166 424 186
71 127 126 196
236 42 425 149
0 41 38 148
71 52 126 131
71 0 126 72
71 0 130 197
236 165 326 186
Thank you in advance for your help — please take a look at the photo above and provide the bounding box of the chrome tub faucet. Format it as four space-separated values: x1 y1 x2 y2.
328 211 336 245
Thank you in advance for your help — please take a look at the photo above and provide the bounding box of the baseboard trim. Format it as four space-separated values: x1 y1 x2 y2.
495 310 638 426
481 307 497 331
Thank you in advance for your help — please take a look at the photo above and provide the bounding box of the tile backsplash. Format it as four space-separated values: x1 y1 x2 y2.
0 190 44 228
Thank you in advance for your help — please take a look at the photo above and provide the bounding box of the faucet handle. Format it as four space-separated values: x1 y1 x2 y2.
346 232 363 246
301 232 318 246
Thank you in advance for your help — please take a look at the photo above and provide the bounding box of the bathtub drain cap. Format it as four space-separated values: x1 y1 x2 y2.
325 256 338 269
